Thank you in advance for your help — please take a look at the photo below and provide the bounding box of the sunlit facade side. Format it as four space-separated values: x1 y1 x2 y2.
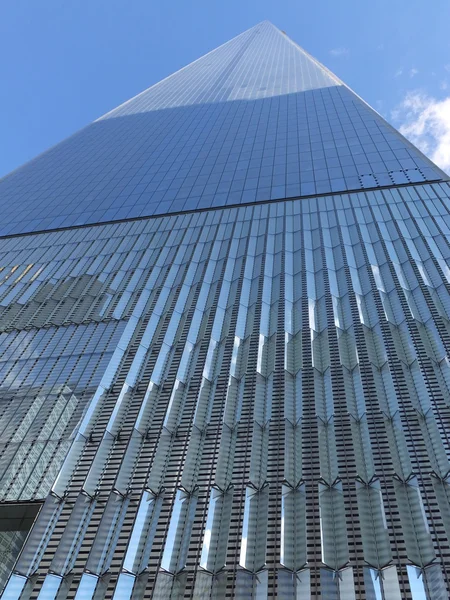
1 21 450 600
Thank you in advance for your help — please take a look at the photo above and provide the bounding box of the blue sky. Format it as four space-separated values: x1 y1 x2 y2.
1 0 450 178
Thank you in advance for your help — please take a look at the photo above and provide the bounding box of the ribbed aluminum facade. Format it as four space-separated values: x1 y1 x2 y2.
1 21 450 600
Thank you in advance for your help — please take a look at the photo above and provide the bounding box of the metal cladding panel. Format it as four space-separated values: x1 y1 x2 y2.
0 22 446 236
1 183 450 597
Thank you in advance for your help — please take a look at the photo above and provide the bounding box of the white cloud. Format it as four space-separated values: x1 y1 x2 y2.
409 68 419 78
394 68 403 78
329 47 349 58
392 90 450 173
375 99 386 117
440 80 449 91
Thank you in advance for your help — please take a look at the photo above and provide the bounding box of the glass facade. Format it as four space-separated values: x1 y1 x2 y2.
1 20 450 600
0 22 445 236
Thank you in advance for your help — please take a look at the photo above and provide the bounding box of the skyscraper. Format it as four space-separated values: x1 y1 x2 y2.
1 19 450 598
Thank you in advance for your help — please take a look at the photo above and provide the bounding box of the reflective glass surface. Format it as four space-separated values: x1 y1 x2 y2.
0 22 445 236
1 19 450 598
0 184 450 597
0 504 40 592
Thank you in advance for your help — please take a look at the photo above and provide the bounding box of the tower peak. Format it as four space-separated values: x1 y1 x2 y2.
0 21 445 236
